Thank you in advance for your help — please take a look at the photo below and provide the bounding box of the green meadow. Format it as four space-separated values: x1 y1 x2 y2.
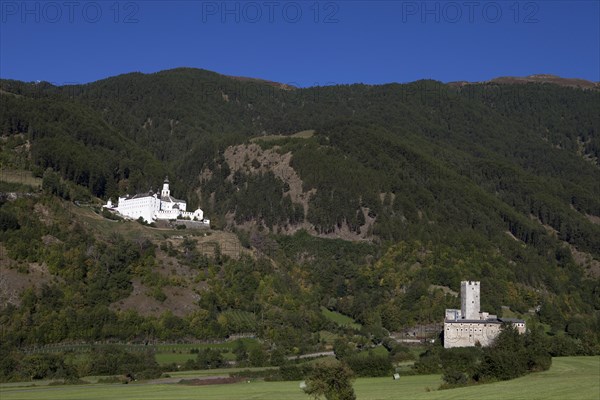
0 169 42 189
320 307 362 330
25 339 261 366
154 339 260 364
1 357 597 400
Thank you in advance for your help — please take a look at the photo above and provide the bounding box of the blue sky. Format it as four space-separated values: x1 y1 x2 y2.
1 1 598 87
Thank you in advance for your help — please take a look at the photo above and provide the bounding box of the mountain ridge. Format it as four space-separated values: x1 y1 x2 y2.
3 68 598 91
448 74 599 90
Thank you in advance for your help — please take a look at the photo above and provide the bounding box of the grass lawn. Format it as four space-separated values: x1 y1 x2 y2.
156 338 258 352
319 330 339 345
407 356 600 400
1 357 597 400
351 345 390 359
156 351 236 364
24 340 260 367
320 307 362 330
154 352 196 365
166 366 278 378
155 339 259 364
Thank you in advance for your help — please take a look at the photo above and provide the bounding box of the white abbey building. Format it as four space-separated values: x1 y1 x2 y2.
104 177 209 225
444 281 525 348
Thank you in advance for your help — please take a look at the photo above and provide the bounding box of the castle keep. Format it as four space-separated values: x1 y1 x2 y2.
444 281 525 348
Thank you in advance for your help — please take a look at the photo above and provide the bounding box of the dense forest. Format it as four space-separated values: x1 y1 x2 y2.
1 69 599 376
2 70 598 251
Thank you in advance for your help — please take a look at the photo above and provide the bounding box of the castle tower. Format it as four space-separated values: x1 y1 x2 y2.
161 176 170 198
461 281 480 320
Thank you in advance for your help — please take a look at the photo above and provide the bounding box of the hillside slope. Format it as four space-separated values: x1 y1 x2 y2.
1 69 599 353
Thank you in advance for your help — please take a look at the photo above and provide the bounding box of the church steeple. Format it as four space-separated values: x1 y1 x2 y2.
161 176 170 198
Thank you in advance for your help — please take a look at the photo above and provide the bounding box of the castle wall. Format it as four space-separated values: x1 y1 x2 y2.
444 320 526 348
444 321 501 348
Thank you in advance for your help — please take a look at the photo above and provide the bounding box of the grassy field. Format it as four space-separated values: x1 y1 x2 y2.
250 129 315 143
167 366 278 378
155 352 198 364
0 169 42 188
25 339 260 366
0 374 440 400
355 346 389 358
407 356 600 400
319 330 340 345
1 357 597 400
320 307 362 330
155 340 260 364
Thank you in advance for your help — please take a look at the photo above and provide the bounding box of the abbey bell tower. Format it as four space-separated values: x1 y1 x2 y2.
161 176 170 198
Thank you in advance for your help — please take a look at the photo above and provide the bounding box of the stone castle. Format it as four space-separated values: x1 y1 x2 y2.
444 281 525 348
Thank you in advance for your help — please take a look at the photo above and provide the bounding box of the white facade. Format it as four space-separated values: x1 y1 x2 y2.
444 280 525 348
104 177 209 225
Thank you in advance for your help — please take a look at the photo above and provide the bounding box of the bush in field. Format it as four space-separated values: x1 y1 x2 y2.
277 363 314 381
304 362 356 400
476 324 552 382
345 353 393 377
333 338 354 360
413 346 443 374
20 353 77 381
249 346 269 367
192 348 226 369
382 338 414 362
440 347 482 386
0 347 79 383
87 346 161 379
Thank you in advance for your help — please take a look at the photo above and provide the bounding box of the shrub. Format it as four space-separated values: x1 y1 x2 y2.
87 347 161 379
345 353 393 377
413 347 442 374
304 362 356 400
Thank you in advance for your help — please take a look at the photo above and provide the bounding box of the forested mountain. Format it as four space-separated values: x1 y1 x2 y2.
1 68 599 357
2 69 599 249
